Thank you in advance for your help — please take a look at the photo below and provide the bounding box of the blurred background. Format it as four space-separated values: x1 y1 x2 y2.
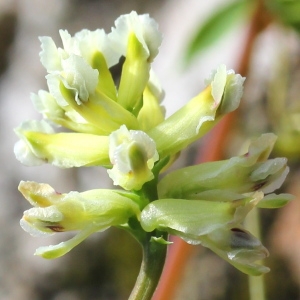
1 0 300 299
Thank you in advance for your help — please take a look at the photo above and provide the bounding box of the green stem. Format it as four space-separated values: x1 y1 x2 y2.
127 160 170 300
129 232 168 300
246 208 266 300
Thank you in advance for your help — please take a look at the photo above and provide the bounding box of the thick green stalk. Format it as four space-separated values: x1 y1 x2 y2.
128 171 169 300
129 233 168 300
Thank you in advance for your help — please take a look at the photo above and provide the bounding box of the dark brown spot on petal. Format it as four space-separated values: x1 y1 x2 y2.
230 228 260 249
253 181 266 191
46 225 64 232
231 228 245 233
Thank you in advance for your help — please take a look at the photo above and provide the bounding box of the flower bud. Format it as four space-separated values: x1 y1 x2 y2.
158 134 290 208
140 192 262 239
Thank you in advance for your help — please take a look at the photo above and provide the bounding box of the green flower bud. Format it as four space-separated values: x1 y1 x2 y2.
117 32 150 113
158 134 290 206
140 192 262 239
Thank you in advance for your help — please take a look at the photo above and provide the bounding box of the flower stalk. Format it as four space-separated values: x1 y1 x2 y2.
129 232 168 300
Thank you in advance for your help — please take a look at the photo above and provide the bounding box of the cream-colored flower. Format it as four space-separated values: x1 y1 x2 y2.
108 125 159 190
19 181 140 258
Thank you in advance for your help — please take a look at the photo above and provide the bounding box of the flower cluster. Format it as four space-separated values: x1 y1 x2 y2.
15 11 292 276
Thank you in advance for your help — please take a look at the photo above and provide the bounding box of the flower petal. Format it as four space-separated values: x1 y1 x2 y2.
110 11 162 112
201 228 270 276
257 193 294 209
19 181 141 231
35 225 98 259
39 36 62 72
14 120 55 166
109 11 162 61
137 70 165 131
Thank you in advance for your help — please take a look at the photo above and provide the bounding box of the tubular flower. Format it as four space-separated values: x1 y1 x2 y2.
14 120 110 168
31 90 102 134
147 64 245 158
137 69 165 131
158 133 292 207
108 125 159 190
109 11 163 112
19 181 140 258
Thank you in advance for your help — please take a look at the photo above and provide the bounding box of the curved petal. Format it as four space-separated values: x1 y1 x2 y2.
34 225 99 259
14 120 55 166
201 228 270 276
39 36 62 72
19 181 141 258
109 11 162 61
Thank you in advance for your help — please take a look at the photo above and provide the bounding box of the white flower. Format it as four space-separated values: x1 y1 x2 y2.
71 29 120 67
39 28 120 107
109 11 162 62
45 54 98 106
108 125 159 190
205 64 245 113
19 181 140 258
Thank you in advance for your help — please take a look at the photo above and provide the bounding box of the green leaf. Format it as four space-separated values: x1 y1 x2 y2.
185 0 254 65
265 0 300 32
